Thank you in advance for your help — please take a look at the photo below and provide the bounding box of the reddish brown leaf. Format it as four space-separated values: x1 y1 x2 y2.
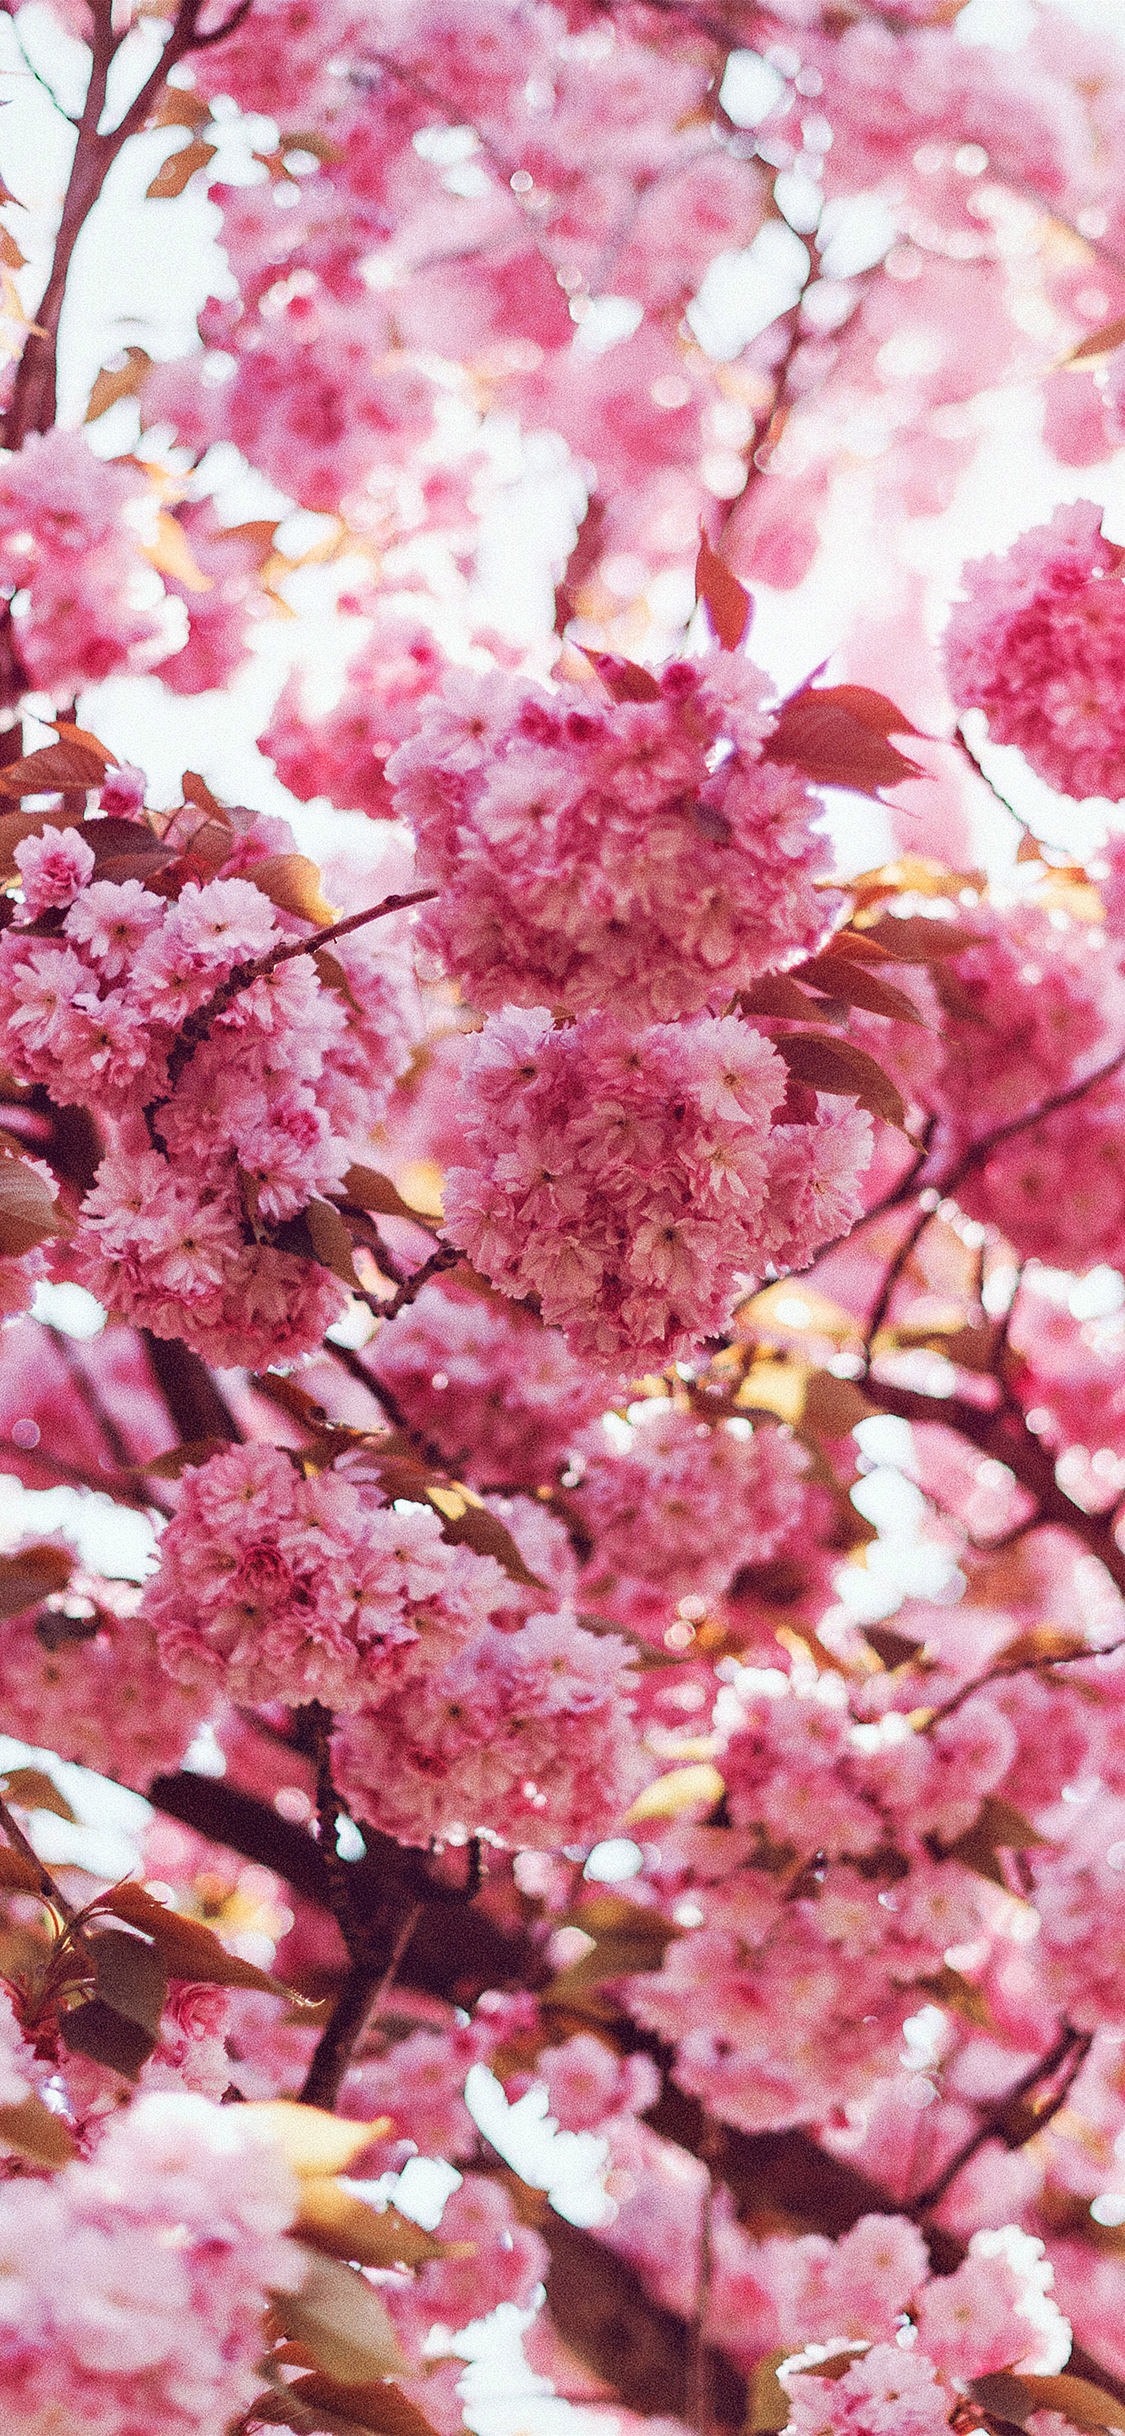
695 528 752 650
180 770 228 818
588 653 663 703
85 347 152 423
153 88 214 130
737 975 824 1021
146 139 218 199
0 741 108 795
790 950 925 1024
772 1031 909 1132
858 912 982 962
341 1165 433 1224
305 1199 361 1288
1065 315 1125 366
0 2091 79 2166
249 853 338 926
765 685 924 796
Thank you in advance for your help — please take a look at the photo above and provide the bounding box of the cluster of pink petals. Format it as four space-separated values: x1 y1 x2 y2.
331 1607 643 1847
367 1278 606 1489
0 1564 209 1790
0 431 164 699
261 613 446 818
140 1440 507 1710
0 827 414 1364
442 1006 873 1370
573 1405 819 1633
944 503 1125 801
0 2091 300 2436
934 901 1125 1267
389 657 835 1022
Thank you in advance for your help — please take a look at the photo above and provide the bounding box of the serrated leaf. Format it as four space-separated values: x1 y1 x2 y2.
765 685 924 796
0 1543 72 1613
61 1996 158 2079
87 818 176 885
296 2181 456 2268
1 1767 77 1822
695 527 751 650
625 1764 725 1825
305 1199 361 1289
773 1031 909 1133
274 2249 412 2384
0 2091 79 2166
249 853 338 926
179 769 226 819
938 1794 1050 1885
146 138 218 199
85 347 152 423
244 2102 395 2177
0 740 107 794
103 1883 301 1995
790 950 925 1025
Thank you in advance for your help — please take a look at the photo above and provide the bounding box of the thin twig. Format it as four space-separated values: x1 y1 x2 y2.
161 887 437 1093
0 1789 84 1930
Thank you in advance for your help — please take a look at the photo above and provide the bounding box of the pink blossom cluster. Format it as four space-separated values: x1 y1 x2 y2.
0 2091 300 2436
0 816 416 1363
572 1405 820 1634
140 1440 507 1710
261 612 446 818
367 1278 606 1489
0 1564 209 1790
0 431 164 699
933 899 1125 1267
389 656 835 1022
331 1606 643 1848
443 1007 873 1371
944 504 1125 801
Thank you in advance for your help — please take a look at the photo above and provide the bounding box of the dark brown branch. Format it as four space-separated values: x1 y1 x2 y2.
141 1330 243 1446
906 2022 1093 2218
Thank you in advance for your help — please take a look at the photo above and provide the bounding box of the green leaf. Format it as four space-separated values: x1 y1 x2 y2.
86 1927 168 2036
62 1997 158 2079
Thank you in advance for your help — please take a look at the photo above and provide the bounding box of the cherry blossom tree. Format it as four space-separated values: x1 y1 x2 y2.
7 4 1125 2435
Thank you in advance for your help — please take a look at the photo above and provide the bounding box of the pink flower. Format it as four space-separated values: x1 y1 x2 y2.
13 824 95 914
945 504 1125 801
